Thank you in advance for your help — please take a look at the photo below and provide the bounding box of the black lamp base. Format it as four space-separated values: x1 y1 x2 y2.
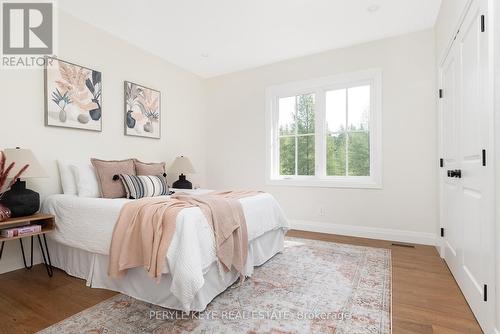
172 174 193 189
0 180 40 217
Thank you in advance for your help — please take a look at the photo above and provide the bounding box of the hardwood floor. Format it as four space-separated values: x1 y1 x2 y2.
0 231 483 333
0 265 117 333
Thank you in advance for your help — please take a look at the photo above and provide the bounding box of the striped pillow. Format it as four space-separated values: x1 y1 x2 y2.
118 174 169 199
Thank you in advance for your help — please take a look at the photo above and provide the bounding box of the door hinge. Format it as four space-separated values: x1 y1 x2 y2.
481 15 485 32
484 284 488 301
439 89 443 98
482 149 486 166
440 158 444 168
440 228 444 237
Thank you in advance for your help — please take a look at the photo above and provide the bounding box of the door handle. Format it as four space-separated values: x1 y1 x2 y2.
447 169 462 178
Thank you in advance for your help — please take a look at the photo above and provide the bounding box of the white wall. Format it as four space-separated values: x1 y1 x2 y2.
0 10 207 273
205 29 437 243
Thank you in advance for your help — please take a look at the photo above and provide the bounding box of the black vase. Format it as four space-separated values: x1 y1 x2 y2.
126 110 136 128
0 180 40 217
89 108 102 121
172 174 193 189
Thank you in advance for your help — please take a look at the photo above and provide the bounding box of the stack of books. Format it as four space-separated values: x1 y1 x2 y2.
1 225 41 238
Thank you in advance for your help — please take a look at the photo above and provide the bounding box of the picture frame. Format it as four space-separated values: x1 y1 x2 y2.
44 56 102 132
124 81 161 139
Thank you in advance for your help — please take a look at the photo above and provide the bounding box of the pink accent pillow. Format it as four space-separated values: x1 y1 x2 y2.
91 158 135 198
134 159 166 176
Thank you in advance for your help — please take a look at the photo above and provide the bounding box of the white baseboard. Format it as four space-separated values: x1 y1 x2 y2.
290 220 437 246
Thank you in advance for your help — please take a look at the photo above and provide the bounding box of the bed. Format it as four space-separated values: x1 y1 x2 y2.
41 189 290 312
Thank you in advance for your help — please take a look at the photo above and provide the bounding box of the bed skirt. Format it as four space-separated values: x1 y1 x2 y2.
47 228 286 311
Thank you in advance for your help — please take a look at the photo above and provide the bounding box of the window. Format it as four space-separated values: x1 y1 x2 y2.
266 69 382 188
278 94 315 176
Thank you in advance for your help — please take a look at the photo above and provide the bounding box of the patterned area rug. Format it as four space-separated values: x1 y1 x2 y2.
39 238 391 334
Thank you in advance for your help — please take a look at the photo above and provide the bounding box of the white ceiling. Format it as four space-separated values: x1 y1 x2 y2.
58 0 442 78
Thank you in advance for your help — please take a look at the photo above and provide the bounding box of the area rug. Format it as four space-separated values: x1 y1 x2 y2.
39 237 391 334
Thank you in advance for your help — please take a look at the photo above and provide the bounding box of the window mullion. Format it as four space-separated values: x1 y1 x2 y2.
345 88 349 176
272 97 279 178
294 96 298 176
276 98 281 178
315 89 326 178
294 136 298 176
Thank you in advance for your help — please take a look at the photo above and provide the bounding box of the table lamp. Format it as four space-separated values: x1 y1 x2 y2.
169 156 195 189
0 148 47 217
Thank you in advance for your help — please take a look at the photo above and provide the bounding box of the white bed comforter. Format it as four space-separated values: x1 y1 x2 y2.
41 190 289 309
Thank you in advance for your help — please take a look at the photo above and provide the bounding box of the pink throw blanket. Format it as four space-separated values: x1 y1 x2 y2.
108 191 261 280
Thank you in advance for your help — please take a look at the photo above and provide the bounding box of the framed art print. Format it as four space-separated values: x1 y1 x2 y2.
44 57 102 131
124 81 161 139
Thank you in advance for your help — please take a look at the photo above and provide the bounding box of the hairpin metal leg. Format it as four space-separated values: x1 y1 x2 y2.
37 234 53 277
0 241 4 259
19 237 34 270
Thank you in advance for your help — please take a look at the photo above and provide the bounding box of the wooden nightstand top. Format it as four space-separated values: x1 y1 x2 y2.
0 213 55 241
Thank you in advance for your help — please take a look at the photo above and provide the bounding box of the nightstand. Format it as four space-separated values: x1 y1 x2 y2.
0 213 55 277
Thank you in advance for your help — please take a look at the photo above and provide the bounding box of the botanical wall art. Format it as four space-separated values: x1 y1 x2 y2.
44 57 102 131
124 81 161 139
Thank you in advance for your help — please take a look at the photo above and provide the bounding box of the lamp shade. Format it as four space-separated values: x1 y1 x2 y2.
169 156 195 174
3 148 48 178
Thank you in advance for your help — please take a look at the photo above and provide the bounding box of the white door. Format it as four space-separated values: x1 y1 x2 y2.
440 0 495 331
441 41 461 275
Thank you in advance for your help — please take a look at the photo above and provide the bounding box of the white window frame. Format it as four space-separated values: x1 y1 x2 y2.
265 69 382 189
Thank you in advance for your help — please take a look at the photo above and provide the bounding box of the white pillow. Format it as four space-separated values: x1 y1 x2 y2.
57 160 77 195
70 164 101 198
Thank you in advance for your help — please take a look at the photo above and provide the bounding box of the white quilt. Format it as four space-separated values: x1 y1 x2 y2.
41 190 290 310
